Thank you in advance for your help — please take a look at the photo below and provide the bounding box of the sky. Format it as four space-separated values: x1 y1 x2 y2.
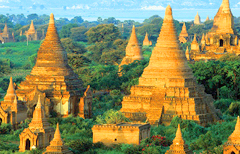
0 0 240 22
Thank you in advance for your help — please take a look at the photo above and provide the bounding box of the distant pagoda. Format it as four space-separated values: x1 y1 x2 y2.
120 5 221 126
194 12 201 25
143 32 152 46
165 124 193 154
119 25 143 70
179 22 189 43
24 20 38 41
16 13 91 118
190 0 240 61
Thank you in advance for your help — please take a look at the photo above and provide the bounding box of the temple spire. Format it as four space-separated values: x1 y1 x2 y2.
4 77 16 101
51 123 63 145
3 22 8 34
222 0 230 13
128 25 138 45
173 124 184 144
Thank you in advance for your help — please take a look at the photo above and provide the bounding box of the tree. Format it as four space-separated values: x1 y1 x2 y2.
70 26 88 42
0 59 11 77
70 16 84 24
27 13 38 21
59 23 78 38
85 24 121 44
61 38 86 54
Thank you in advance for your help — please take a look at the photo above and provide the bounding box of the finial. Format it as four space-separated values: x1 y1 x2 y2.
36 95 42 108
50 13 54 24
176 124 183 139
164 5 173 20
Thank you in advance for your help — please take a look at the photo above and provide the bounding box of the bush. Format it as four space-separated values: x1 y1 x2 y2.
96 109 129 124
67 138 92 153
0 123 12 134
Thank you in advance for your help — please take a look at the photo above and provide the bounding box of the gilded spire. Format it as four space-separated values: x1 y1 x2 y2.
201 33 205 41
140 5 193 82
30 13 72 76
179 22 188 37
29 95 50 129
194 12 201 25
192 34 197 43
165 124 193 154
4 77 16 101
222 0 230 13
128 25 138 45
173 124 184 144
228 116 240 142
44 123 73 153
206 16 210 21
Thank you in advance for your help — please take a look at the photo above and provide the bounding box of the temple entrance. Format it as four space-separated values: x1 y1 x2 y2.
220 39 224 47
231 152 235 154
0 118 2 125
25 139 30 150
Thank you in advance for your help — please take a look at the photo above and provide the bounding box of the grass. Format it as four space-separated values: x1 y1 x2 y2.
0 41 41 68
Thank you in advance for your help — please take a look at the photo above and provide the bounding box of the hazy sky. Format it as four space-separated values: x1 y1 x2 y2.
0 0 240 22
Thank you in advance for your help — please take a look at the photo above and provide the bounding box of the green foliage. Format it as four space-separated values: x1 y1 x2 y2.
67 138 92 153
86 24 121 44
190 60 240 100
96 109 129 124
0 123 12 134
61 38 87 54
0 59 11 77
120 144 141 154
190 131 222 153
70 26 88 42
228 102 240 116
59 23 78 38
214 99 232 113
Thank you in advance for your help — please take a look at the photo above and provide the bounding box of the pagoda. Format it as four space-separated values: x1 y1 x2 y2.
24 20 38 41
194 12 201 25
165 124 193 154
205 16 210 22
16 13 91 118
0 77 27 125
43 123 73 154
19 96 55 152
120 5 221 126
119 25 143 70
0 23 14 43
223 117 240 154
143 32 152 46
190 0 240 61
179 23 189 43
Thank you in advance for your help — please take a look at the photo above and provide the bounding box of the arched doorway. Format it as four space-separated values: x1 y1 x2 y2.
231 152 235 154
220 39 224 47
0 118 2 125
25 139 30 150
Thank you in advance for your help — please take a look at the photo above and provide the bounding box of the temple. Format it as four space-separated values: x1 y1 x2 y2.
165 124 193 154
43 123 73 154
179 23 189 43
223 116 240 154
92 123 151 146
194 12 201 25
0 23 15 43
189 0 240 61
24 20 38 41
119 25 143 70
0 77 27 125
19 96 55 152
120 5 221 126
16 13 91 118
143 32 152 46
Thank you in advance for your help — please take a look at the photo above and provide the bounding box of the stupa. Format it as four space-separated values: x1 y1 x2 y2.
179 23 189 43
43 123 73 154
223 116 240 154
143 32 152 46
0 23 15 43
205 16 210 22
120 5 221 126
16 13 91 118
119 25 143 70
19 96 55 152
24 20 38 41
190 0 240 61
0 77 27 125
194 12 201 25
165 124 193 154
